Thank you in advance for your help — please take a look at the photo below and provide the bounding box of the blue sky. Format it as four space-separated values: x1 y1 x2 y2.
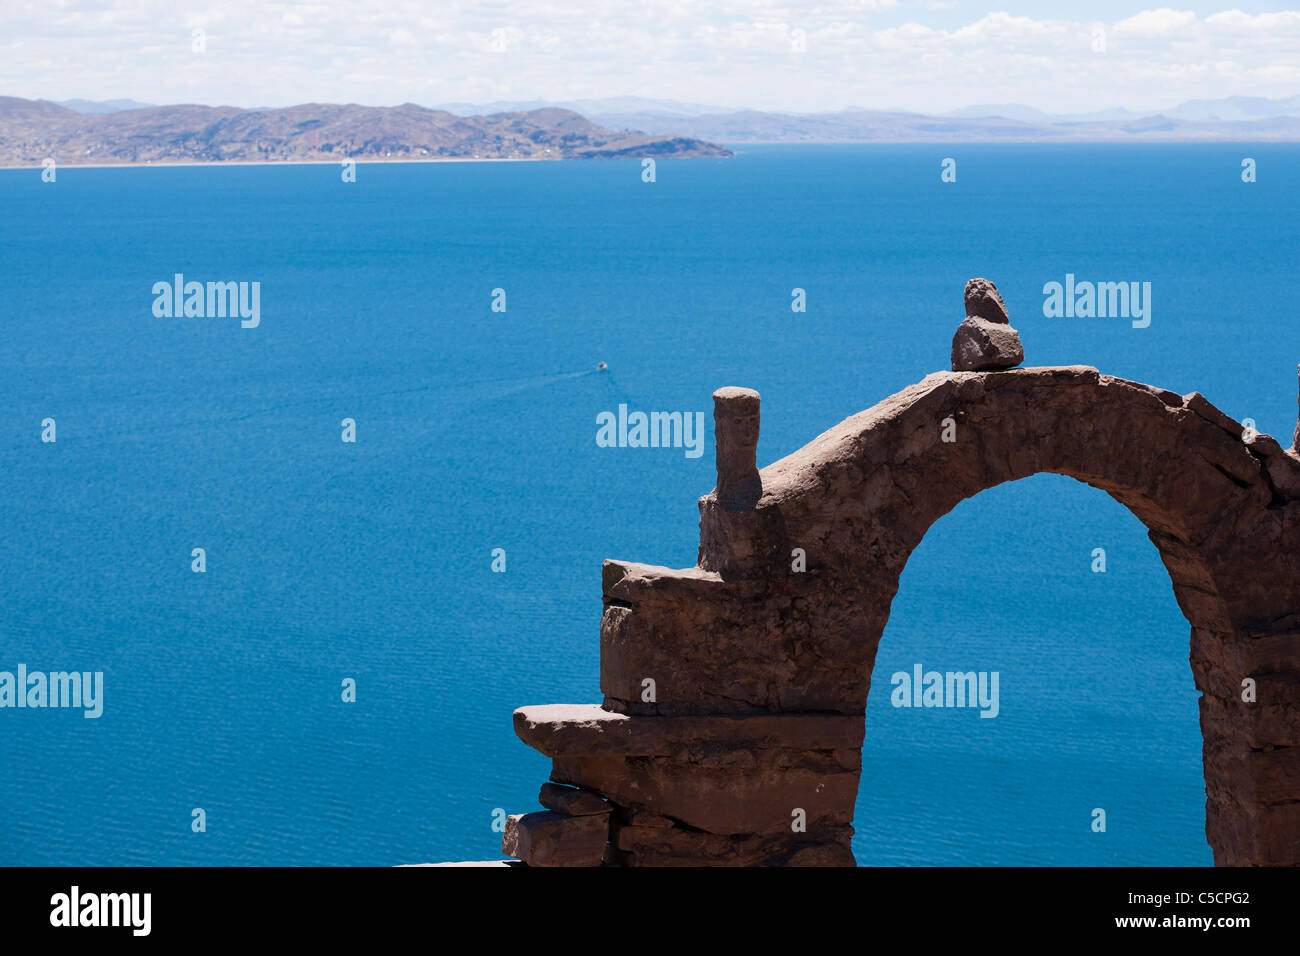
4 2 1299 113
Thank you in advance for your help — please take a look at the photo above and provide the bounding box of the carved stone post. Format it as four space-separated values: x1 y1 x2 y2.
713 387 762 511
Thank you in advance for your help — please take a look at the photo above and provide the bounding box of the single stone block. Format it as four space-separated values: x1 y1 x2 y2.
1249 748 1300 804
514 704 865 758
1259 803 1300 865
1185 391 1245 438
964 277 1009 324
502 811 609 867
951 316 1023 371
618 807 675 828
538 782 611 816
615 822 855 866
1245 432 1300 497
552 752 861 836
713 386 762 511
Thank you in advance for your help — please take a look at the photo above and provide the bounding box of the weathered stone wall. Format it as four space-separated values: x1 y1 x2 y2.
501 282 1300 866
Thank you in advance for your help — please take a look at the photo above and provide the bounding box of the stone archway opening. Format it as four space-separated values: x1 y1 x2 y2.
856 472 1210 866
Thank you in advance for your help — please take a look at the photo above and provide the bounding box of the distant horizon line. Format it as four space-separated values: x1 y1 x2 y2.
4 143 1298 173
23 92 1300 122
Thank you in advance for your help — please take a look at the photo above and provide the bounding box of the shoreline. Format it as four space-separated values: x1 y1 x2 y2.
0 155 572 170
3 138 1297 171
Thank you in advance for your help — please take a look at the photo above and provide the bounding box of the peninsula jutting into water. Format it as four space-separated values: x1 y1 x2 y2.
0 97 732 167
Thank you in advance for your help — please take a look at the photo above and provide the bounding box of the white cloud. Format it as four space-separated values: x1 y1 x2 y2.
1114 8 1200 36
0 3 1296 113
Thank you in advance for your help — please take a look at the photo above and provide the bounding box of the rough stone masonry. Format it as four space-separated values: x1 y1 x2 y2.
500 278 1300 866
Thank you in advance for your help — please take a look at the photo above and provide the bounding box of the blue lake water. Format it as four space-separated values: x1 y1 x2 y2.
1 144 1296 866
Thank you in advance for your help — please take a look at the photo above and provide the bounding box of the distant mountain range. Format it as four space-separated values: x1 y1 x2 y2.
55 98 156 115
945 95 1300 124
584 108 1300 143
18 94 1300 156
55 93 1300 126
572 94 1300 143
427 94 1300 142
0 98 730 166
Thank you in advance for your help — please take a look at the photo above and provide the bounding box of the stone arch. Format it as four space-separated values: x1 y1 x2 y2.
505 365 1300 867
